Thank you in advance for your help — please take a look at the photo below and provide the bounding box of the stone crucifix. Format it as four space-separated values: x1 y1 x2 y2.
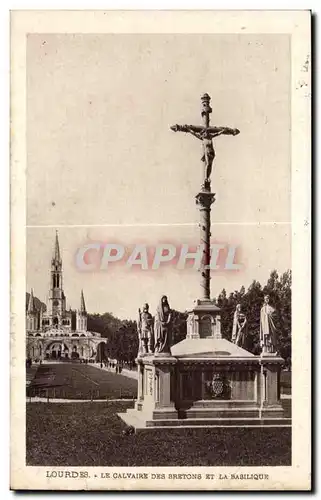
170 93 240 191
170 94 240 301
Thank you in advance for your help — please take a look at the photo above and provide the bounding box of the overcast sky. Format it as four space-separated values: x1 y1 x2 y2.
26 33 291 319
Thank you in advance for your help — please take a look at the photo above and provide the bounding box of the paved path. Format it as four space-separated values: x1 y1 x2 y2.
89 363 138 380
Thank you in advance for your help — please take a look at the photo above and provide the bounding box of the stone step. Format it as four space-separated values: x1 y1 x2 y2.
118 411 292 431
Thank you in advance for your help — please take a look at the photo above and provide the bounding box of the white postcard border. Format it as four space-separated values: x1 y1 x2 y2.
10 10 311 491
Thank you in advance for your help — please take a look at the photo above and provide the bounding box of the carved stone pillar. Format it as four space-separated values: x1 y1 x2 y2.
195 190 215 301
138 356 178 420
259 357 284 418
134 360 144 411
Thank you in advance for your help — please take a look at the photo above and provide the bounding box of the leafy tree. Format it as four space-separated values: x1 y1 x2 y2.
87 312 122 338
171 309 188 344
106 320 139 363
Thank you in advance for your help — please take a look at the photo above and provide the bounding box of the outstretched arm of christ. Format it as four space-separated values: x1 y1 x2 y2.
209 126 240 137
170 124 203 140
170 124 240 139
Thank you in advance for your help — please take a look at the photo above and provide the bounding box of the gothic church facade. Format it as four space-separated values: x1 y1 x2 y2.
26 232 106 361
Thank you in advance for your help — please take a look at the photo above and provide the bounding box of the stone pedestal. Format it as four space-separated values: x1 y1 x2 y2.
120 355 178 428
259 355 284 418
118 339 289 430
187 299 221 340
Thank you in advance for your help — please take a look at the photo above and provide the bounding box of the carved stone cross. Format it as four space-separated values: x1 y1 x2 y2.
170 94 240 302
170 93 240 191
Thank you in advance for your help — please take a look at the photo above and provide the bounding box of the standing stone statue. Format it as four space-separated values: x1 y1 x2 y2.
260 294 278 354
137 303 154 355
231 304 247 347
154 295 172 355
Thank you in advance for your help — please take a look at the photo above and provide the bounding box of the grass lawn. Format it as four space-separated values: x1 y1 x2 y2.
26 401 291 467
28 363 137 400
26 365 39 384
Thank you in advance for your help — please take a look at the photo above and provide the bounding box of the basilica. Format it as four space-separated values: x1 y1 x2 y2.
26 232 106 361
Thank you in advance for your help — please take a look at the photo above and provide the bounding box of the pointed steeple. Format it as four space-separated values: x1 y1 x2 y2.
80 289 86 313
49 230 65 315
53 230 61 263
76 289 88 332
27 289 36 314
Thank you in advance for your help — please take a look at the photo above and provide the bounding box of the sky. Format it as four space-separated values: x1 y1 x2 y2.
26 33 291 319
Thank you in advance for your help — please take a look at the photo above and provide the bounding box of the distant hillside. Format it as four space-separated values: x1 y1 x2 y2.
25 292 46 313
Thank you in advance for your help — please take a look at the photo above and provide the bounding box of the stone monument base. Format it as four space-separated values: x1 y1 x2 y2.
119 412 290 431
118 339 291 431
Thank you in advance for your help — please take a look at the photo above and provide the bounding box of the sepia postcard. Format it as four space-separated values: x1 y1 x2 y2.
10 10 311 491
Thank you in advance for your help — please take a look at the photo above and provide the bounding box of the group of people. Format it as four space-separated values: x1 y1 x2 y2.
99 361 124 373
137 295 172 355
232 294 278 353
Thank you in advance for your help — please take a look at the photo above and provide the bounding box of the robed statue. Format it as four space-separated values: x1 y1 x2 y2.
231 304 247 348
154 295 172 355
260 295 278 354
137 303 154 355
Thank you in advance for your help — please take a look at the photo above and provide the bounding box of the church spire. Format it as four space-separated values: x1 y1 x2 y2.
53 230 61 263
49 230 65 316
77 289 87 332
27 289 36 313
80 289 86 313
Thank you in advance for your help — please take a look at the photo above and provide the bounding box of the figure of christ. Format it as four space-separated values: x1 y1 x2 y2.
170 124 240 186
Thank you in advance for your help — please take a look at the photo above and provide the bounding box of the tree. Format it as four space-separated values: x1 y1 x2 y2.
275 270 292 366
87 312 122 338
107 320 139 363
171 310 188 344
